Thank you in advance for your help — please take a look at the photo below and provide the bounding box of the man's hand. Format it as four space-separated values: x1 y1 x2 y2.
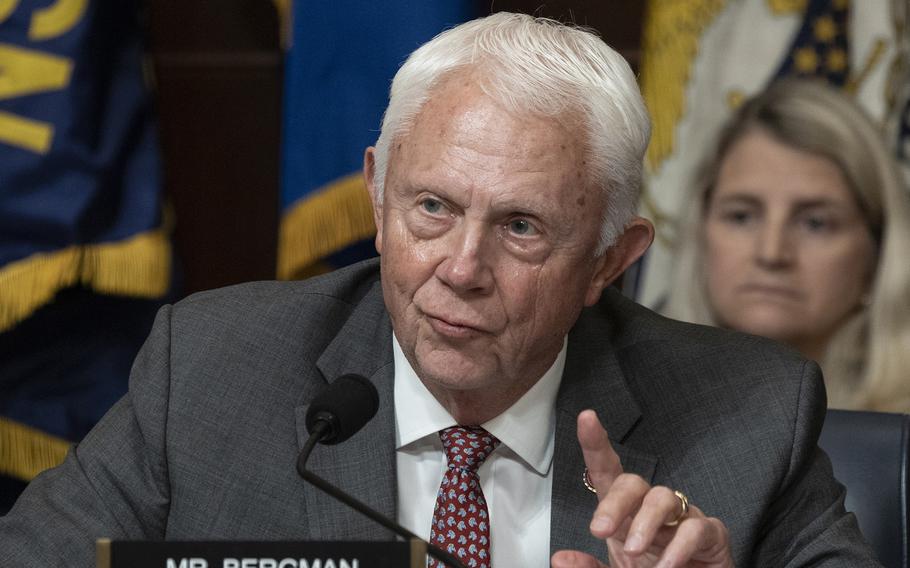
550 410 734 568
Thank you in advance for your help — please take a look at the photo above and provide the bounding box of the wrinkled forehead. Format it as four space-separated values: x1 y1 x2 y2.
431 65 588 137
390 69 591 175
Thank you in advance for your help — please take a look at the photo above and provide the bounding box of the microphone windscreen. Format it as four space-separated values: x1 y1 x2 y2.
305 374 379 444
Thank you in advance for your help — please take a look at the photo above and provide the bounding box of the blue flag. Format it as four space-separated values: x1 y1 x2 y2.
0 0 169 508
278 1 478 279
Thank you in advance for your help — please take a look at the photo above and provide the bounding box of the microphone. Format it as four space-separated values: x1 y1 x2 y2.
305 373 380 445
296 374 467 568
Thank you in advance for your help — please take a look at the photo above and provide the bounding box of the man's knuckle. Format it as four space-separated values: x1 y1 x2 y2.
614 473 648 492
639 487 667 508
708 517 731 540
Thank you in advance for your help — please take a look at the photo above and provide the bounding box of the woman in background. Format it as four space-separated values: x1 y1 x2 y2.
663 79 910 412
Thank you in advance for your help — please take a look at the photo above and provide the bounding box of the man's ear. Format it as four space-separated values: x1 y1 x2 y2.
584 217 655 306
363 147 383 254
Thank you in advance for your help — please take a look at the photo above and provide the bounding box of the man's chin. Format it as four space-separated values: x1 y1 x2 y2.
413 349 498 395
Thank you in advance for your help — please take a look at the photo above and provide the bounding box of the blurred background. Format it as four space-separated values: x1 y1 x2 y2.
152 1 645 294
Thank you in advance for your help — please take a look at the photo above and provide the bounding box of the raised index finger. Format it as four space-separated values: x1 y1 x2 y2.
577 409 623 497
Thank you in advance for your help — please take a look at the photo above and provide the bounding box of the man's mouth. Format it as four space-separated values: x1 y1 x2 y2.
424 313 486 339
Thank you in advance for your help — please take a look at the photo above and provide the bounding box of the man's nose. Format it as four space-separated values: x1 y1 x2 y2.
435 223 494 294
754 220 794 268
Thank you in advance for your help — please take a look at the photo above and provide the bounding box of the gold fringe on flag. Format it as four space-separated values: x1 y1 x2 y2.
0 416 71 482
0 227 171 333
272 0 292 49
277 173 377 281
641 0 728 173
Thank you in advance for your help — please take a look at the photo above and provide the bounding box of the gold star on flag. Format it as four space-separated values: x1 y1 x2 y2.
794 47 819 73
813 16 837 43
726 90 746 110
826 48 848 72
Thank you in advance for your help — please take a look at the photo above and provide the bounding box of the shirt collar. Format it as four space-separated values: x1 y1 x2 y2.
393 333 566 475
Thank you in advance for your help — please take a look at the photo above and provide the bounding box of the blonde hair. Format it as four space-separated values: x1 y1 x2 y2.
372 12 650 253
664 79 910 412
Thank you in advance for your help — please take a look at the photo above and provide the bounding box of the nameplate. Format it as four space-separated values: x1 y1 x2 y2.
96 539 426 568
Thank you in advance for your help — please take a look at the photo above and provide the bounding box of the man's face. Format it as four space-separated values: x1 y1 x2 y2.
365 78 638 419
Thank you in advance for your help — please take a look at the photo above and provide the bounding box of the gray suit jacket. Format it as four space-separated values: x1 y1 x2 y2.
1 259 878 566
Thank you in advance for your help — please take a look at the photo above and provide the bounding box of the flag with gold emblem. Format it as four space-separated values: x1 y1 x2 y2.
0 0 169 510
277 1 478 280
634 0 908 305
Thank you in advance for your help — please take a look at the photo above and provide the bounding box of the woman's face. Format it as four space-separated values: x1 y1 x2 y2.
703 129 877 359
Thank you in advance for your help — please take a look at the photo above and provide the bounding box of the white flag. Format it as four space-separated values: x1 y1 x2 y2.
635 0 909 306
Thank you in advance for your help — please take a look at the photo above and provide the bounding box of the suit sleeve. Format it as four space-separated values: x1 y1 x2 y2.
752 360 882 567
0 305 174 566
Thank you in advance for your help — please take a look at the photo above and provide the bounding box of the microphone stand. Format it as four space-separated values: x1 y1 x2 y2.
297 421 468 568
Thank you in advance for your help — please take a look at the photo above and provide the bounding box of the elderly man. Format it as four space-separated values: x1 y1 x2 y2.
1 12 878 568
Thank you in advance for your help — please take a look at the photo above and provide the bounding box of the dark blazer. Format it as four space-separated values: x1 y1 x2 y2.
0 259 879 566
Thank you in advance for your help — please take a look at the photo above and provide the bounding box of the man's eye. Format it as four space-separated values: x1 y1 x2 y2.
420 198 444 214
508 219 536 236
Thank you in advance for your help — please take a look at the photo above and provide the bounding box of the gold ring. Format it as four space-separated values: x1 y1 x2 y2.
583 468 597 494
664 490 689 526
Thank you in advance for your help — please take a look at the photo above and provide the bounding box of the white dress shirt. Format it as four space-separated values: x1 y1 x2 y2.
393 334 566 567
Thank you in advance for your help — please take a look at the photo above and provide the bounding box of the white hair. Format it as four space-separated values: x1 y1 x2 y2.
371 12 650 253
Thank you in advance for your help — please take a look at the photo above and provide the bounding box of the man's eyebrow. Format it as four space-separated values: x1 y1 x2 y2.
393 180 447 198
489 192 557 215
397 178 453 195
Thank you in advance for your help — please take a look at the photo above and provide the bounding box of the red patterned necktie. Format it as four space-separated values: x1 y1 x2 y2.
429 426 500 568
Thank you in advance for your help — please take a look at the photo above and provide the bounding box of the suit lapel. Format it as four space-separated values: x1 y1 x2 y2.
549 300 658 559
293 282 399 541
